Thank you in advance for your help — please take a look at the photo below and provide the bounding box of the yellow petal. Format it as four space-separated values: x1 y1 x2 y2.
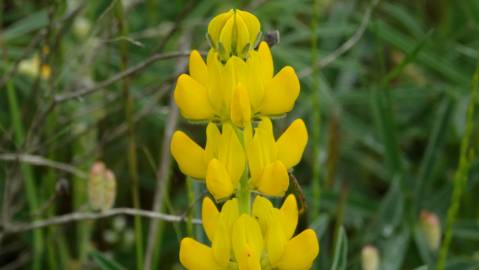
170 131 206 179
231 83 252 127
256 118 277 163
208 10 234 48
179 238 223 270
244 51 265 111
256 161 289 197
221 56 240 113
219 124 245 186
205 123 221 162
206 159 234 200
275 229 320 270
206 50 225 114
237 10 260 47
280 194 298 240
202 197 219 242
260 66 300 116
174 74 215 120
219 16 234 56
212 223 231 267
232 215 263 270
266 210 288 265
189 50 208 86
219 198 240 230
257 42 273 80
276 119 308 168
234 14 251 56
252 195 274 233
246 133 265 184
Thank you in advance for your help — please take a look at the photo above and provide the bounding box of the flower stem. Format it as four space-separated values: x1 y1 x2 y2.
436 61 479 270
237 173 251 214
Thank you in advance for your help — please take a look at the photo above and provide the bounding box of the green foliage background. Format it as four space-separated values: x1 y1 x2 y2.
1 0 479 269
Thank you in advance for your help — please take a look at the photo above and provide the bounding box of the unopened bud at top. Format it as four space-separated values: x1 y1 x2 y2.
420 210 441 251
207 9 260 61
361 245 379 270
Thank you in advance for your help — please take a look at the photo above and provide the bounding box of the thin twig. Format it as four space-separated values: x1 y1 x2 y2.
298 0 380 78
0 153 88 178
25 51 193 148
53 51 191 103
1 208 201 235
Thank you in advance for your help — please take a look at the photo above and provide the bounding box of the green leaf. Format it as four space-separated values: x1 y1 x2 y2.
2 10 49 42
89 251 127 270
330 227 348 270
381 227 410 270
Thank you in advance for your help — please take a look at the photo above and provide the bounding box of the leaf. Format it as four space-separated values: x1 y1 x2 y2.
89 251 127 270
2 10 49 42
381 227 410 270
415 98 453 208
330 227 348 270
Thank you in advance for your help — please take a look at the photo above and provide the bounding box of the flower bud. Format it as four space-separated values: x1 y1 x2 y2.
420 210 441 251
207 9 260 61
73 17 91 38
88 161 116 211
361 245 379 270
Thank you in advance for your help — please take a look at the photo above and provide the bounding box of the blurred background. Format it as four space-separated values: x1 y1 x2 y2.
1 0 479 269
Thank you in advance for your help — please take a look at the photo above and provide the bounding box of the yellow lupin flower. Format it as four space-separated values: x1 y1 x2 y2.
252 195 320 270
207 9 260 61
176 8 320 269
171 123 245 200
245 117 308 196
174 42 300 127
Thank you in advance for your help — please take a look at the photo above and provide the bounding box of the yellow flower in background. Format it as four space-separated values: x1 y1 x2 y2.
170 123 245 200
207 9 260 61
245 117 308 196
252 195 320 269
174 42 300 127
18 54 51 79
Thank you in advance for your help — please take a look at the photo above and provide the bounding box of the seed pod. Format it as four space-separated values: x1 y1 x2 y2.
88 161 116 211
361 245 379 270
420 210 441 251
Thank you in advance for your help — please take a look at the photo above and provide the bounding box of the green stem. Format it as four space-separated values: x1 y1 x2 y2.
237 173 251 215
436 61 479 270
235 126 250 214
7 81 44 270
115 2 144 269
310 0 321 219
